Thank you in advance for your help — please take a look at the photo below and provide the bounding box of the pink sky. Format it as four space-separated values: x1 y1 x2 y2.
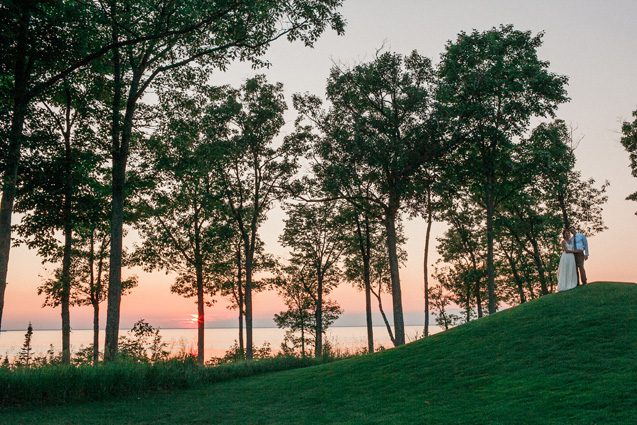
1 0 636 332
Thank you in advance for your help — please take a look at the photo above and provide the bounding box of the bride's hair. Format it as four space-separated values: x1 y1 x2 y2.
562 228 570 239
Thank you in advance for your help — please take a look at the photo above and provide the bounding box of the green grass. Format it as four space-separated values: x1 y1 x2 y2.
3 282 636 424
0 356 327 407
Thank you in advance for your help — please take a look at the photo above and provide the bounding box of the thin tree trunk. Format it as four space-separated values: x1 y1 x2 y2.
195 263 205 365
236 245 244 356
505 251 526 304
371 287 395 345
423 188 433 338
243 236 253 359
485 191 497 314
92 303 99 364
60 84 74 365
530 239 549 295
558 193 570 229
93 233 105 364
465 282 471 322
314 271 323 358
355 213 374 353
60 197 73 364
104 15 123 360
300 315 305 358
0 4 31 332
475 277 483 318
384 203 405 346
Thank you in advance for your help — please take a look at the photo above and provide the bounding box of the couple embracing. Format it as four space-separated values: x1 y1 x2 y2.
557 225 589 292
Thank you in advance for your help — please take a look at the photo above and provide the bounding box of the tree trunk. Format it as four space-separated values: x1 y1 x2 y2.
300 318 305 358
356 213 374 353
363 255 374 353
92 302 99 364
530 239 549 295
314 270 323 358
195 263 205 365
0 5 31 332
505 252 526 304
423 188 433 338
60 89 74 365
558 193 570 229
93 232 106 364
485 193 497 314
371 287 395 345
60 200 73 364
384 203 405 346
475 277 483 318
243 235 254 359
104 17 124 360
236 245 244 356
465 283 471 322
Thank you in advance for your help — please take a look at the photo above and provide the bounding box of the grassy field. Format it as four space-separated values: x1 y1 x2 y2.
2 282 636 424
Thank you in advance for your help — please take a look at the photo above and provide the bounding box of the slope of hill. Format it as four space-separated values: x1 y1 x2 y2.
3 282 636 424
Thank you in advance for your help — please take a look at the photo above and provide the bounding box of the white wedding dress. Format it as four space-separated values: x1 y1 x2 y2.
557 240 578 292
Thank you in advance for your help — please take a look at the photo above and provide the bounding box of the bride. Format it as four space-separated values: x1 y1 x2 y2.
557 228 581 292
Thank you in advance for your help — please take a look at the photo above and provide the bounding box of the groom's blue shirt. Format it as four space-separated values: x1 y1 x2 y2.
573 232 589 256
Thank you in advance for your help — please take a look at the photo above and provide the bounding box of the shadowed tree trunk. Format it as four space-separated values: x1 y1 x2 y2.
353 211 374 353
0 4 31 332
103 14 123 359
243 234 254 360
423 188 433 337
235 245 244 356
384 199 405 346
60 125 73 364
314 269 323 358
485 178 497 315
371 286 395 346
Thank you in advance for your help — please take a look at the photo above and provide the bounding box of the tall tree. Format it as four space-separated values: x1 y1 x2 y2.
133 86 232 364
274 264 341 357
294 50 443 345
0 2 99 331
280 200 346 357
621 109 637 214
13 70 106 363
100 0 345 360
437 25 569 314
214 76 301 359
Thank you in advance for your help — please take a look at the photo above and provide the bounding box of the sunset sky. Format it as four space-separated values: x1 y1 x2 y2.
2 0 636 331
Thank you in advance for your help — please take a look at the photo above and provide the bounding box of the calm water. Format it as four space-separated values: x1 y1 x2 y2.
0 325 440 360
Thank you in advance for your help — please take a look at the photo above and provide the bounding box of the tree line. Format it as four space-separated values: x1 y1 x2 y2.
2 1 621 366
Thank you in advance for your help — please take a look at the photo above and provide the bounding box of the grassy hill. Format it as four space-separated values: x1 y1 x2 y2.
3 282 636 424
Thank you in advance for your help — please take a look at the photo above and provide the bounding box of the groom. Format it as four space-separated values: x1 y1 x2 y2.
569 225 589 285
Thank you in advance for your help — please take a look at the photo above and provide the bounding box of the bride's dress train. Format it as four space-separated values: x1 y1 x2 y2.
557 240 578 292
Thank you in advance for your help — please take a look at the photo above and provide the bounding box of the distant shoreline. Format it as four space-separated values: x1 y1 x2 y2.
0 324 428 332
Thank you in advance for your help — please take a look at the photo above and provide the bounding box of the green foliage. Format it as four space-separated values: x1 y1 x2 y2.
274 264 342 357
208 341 273 366
294 50 442 346
15 323 34 368
117 320 170 363
428 284 460 330
133 82 233 305
278 200 346 355
621 109 637 214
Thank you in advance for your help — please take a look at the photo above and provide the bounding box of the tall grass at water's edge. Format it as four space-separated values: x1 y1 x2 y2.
0 356 329 408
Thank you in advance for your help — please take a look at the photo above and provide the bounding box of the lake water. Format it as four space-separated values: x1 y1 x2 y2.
0 325 440 360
